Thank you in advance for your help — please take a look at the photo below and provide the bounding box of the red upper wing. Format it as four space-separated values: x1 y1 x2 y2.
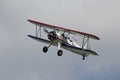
27 19 100 40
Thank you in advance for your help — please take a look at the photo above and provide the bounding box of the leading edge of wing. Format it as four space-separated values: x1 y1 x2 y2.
27 19 100 40
27 35 50 44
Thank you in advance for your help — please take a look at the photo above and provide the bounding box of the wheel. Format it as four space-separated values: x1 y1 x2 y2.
57 50 63 56
82 56 85 60
43 46 48 53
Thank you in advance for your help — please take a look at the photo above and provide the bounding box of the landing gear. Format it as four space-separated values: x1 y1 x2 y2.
82 56 85 60
57 50 63 56
43 46 48 53
43 39 63 56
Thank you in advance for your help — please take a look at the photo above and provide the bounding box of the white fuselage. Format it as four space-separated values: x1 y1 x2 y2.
54 32 96 57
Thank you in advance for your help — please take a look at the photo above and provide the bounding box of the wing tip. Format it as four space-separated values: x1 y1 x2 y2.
96 37 100 40
27 19 33 22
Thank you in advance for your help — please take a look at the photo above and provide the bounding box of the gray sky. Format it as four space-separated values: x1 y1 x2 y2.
1 0 120 80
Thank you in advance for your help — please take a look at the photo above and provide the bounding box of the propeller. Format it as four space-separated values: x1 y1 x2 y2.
43 28 57 41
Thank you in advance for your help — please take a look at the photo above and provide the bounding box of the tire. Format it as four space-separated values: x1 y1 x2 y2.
57 50 63 56
43 46 48 53
82 56 85 60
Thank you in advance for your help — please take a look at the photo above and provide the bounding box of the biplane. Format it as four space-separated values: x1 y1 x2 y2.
27 19 100 60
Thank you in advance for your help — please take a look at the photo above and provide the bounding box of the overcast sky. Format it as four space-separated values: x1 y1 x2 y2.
1 0 120 80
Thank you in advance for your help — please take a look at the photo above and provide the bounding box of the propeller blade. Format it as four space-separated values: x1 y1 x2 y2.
44 28 49 33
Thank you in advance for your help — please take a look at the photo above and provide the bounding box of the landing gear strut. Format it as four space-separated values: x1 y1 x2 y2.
57 50 63 56
57 42 63 56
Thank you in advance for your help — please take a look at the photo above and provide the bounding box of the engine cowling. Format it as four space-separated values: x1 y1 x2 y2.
48 31 57 41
